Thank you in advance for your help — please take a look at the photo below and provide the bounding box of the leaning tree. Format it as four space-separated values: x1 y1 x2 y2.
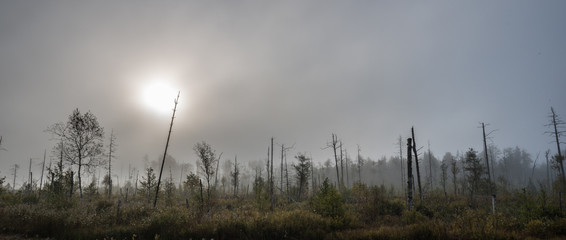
47 108 105 202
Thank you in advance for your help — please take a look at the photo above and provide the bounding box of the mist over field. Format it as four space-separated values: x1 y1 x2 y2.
0 1 566 239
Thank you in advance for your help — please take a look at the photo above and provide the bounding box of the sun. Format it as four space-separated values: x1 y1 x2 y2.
140 80 178 115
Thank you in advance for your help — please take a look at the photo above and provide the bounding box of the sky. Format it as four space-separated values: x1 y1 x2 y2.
1 1 565 187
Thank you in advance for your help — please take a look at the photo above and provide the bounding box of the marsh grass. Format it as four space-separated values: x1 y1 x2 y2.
1 186 566 239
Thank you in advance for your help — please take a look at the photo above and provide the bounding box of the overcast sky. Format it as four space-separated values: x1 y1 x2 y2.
1 1 565 185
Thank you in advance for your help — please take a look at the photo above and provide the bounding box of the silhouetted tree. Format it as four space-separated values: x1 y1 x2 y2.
194 141 217 206
231 156 240 197
464 148 483 200
140 167 156 203
47 109 105 202
547 107 565 188
106 130 117 199
294 153 311 200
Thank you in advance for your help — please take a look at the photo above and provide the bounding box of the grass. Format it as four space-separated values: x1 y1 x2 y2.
0 186 565 239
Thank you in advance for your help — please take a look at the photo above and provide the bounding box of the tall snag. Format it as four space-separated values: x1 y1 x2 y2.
412 127 423 203
153 92 179 208
407 138 414 210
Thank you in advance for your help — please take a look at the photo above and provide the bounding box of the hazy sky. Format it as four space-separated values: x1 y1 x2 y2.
1 1 565 185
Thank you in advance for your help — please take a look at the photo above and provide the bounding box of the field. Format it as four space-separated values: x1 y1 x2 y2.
1 181 565 240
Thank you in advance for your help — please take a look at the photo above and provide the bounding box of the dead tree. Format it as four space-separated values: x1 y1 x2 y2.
11 164 19 191
399 136 406 200
270 137 274 211
39 150 46 196
412 127 423 203
547 107 565 188
345 149 350 188
451 158 459 195
407 138 414 210
427 142 433 190
324 134 341 191
357 145 362 183
481 123 494 196
153 92 179 208
107 129 117 199
340 141 344 189
231 155 240 197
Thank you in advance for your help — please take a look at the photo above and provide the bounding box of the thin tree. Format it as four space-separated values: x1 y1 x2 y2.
140 167 156 203
154 92 179 208
11 164 19 191
324 134 341 191
398 137 405 199
39 150 46 195
194 141 217 208
107 129 117 199
47 109 105 202
546 107 565 189
546 150 551 191
451 157 459 195
481 123 494 195
231 155 240 197
440 159 448 197
411 127 423 203
270 137 274 211
345 149 350 188
357 145 362 183
427 141 433 190
339 141 344 189
407 138 414 210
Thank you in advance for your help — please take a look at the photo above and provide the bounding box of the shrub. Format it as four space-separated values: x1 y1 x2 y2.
311 178 344 219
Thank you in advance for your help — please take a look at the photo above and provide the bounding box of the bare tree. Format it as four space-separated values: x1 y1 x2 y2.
357 145 362 183
47 109 105 202
154 92 179 208
411 127 423 203
231 155 240 197
324 134 341 191
451 157 459 195
546 107 565 188
440 159 448 197
398 137 405 200
11 164 19 191
107 130 117 199
481 122 494 195
407 138 414 210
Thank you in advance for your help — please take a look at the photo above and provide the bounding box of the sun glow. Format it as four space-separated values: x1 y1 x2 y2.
140 80 178 115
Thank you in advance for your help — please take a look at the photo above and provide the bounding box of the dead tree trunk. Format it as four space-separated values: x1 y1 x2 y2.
428 142 433 190
407 138 414 211
270 137 274 211
412 127 423 204
550 107 565 189
153 92 179 208
39 150 46 198
281 144 284 195
357 145 362 183
330 134 341 191
482 123 494 196
345 149 350 188
340 141 344 189
399 136 406 201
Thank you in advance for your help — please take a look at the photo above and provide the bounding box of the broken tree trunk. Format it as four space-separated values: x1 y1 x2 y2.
412 127 423 204
407 138 414 211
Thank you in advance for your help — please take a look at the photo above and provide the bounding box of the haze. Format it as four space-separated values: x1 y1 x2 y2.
1 1 565 187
